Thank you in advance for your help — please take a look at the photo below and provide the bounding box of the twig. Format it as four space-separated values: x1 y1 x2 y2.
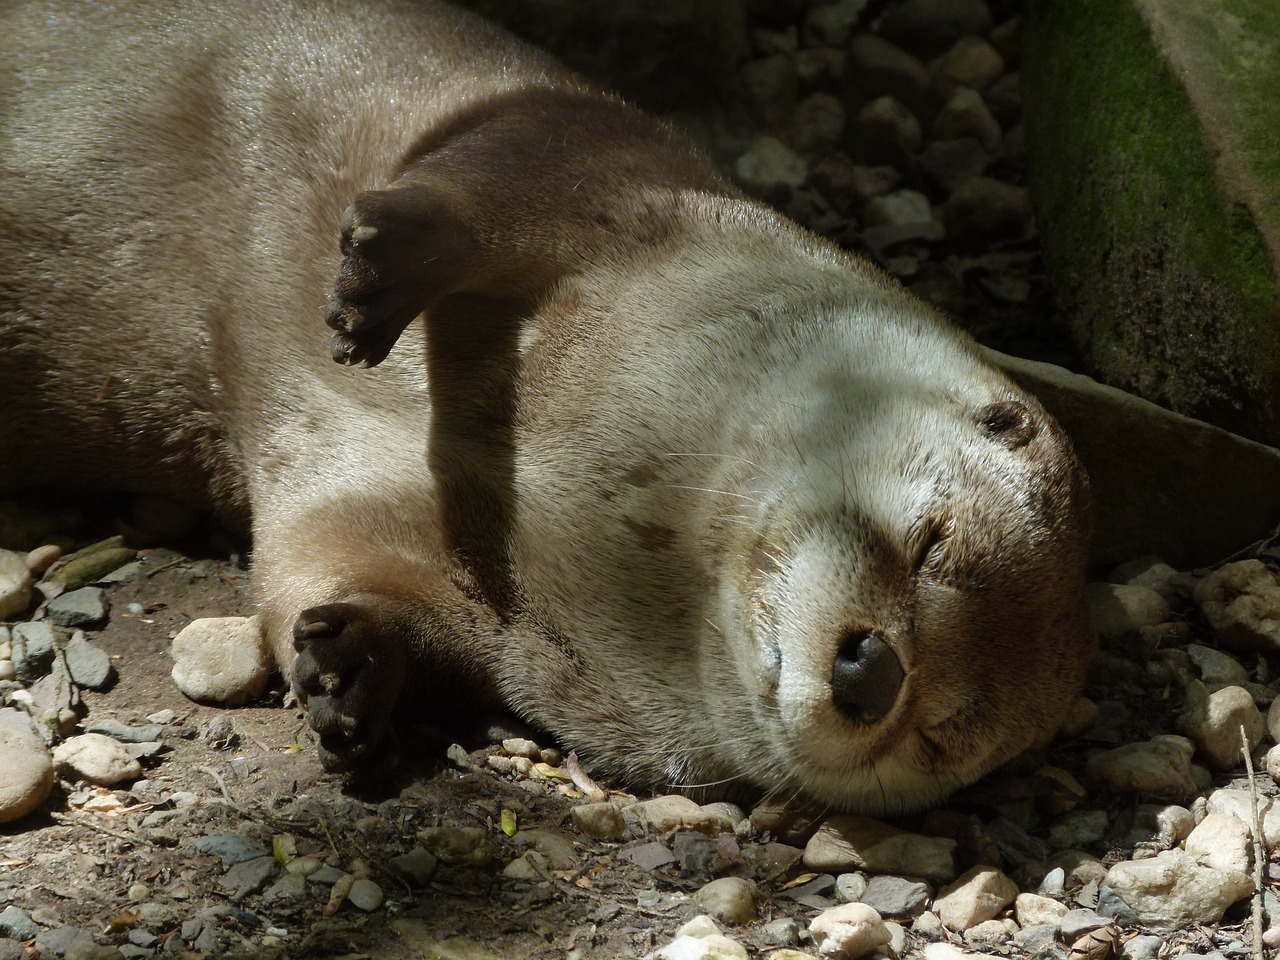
195 764 235 804
49 812 160 848
1241 724 1266 960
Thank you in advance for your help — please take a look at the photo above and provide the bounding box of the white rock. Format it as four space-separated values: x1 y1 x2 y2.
626 795 721 837
1101 847 1252 929
864 189 933 228
52 733 142 785
1177 681 1265 769
693 877 757 925
655 933 748 960
921 945 986 960
1185 812 1252 875
1014 893 1068 928
1185 644 1249 685
808 902 891 959
1120 804 1195 849
933 865 1018 932
1206 788 1280 847
571 801 628 840
1266 744 1280 783
1084 735 1198 798
1085 583 1171 641
170 615 271 706
965 919 1012 944
347 877 383 911
733 136 807 193
0 549 33 619
1193 560 1280 652
804 815 956 883
1267 697 1280 743
677 915 722 940
0 725 54 822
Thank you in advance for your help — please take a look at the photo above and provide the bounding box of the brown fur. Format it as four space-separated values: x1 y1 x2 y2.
0 0 1094 811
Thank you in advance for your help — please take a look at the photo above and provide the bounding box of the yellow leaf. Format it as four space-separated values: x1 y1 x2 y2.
500 809 518 837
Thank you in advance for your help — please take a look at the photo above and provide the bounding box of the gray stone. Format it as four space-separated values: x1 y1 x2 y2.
929 36 1004 98
0 938 25 960
804 814 956 883
219 856 276 900
11 620 54 682
931 87 1001 151
859 875 931 918
347 877 383 912
792 92 845 153
618 841 677 871
388 847 439 887
933 865 1019 932
918 138 991 192
851 96 922 164
1120 934 1165 960
1058 907 1112 941
35 928 97 958
834 872 868 903
1085 583 1172 641
1177 681 1265 769
1194 560 1280 653
759 917 801 946
863 189 932 228
693 877 757 925
1047 809 1109 850
47 587 109 628
192 834 271 865
1084 735 1199 800
843 35 929 113
87 719 165 743
0 550 32 620
733 136 807 195
1186 643 1250 685
0 906 39 941
262 872 308 903
64 631 114 689
741 54 797 129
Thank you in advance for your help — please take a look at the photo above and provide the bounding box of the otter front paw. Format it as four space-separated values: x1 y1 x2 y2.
291 602 408 771
324 184 473 367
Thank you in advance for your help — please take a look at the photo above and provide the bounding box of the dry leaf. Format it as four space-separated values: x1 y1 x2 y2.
1069 925 1120 960
565 751 606 802
323 873 355 916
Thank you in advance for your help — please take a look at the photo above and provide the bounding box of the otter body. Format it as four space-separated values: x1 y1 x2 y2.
0 0 1093 811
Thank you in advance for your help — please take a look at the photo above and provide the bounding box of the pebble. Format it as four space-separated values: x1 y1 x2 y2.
1085 583 1172 641
929 36 1004 98
1206 788 1280 846
52 733 142 785
1118 804 1195 850
741 54 797 129
63 630 114 689
1186 643 1250 685
807 902 891 959
1058 908 1112 941
693 877 757 925
347 877 383 912
834 872 868 903
388 847 439 887
1177 681 1265 769
858 875 931 918
918 138 991 192
792 93 845 153
219 856 276 900
571 800 629 840
803 814 956 883
417 825 491 866
47 586 109 628
1047 809 1108 849
0 725 54 822
511 828 577 870
45 540 137 591
733 136 807 195
930 87 1001 152
939 175 1031 251
1121 934 1165 960
965 918 1012 944
192 834 270 865
11 620 55 682
261 872 308 903
1101 815 1253 929
1015 892 1068 928
863 188 932 228
0 906 39 941
1084 735 1199 799
0 549 33 618
87 719 165 744
843 35 929 112
0 939 24 960
852 96 923 164
655 915 748 960
933 865 1019 931
65 941 124 960
1193 559 1280 652
760 918 801 947
24 543 62 576
170 616 271 706
626 795 728 837
619 840 677 871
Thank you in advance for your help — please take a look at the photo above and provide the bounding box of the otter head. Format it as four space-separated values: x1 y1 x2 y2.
702 307 1094 814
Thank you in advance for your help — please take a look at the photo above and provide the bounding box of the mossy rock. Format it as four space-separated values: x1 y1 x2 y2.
1023 0 1280 445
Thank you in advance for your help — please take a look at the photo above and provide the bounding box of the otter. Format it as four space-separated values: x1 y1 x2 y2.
0 0 1093 813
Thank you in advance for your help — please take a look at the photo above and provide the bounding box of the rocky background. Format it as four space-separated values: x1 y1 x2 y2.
2 1 1280 960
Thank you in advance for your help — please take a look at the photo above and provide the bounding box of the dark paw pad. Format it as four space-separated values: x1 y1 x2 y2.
325 185 469 368
291 602 407 771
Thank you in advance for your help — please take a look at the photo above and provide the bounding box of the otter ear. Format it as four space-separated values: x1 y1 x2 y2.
325 181 478 368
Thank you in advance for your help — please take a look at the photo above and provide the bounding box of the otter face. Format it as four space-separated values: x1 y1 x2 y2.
712 364 1093 814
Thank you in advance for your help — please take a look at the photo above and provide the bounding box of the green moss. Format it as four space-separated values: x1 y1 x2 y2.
1024 0 1280 442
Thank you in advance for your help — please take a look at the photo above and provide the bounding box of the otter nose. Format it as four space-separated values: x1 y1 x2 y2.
832 631 903 723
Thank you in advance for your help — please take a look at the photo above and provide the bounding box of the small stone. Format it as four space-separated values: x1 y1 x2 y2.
1207 788 1280 847
835 872 868 903
1101 847 1252 929
626 795 721 837
1193 560 1280 652
619 840 677 871
1060 696 1099 739
792 93 846 153
347 877 383 911
1015 893 1068 928
0 906 39 941
933 865 1018 931
1121 934 1165 960
733 136 807 196
63 631 115 690
0 939 24 960
87 719 165 744
863 189 932 228
929 36 1004 98
930 87 1001 152
1058 908 1112 941
965 918 1012 944
1086 583 1172 642
858 875 931 918
801 0 863 47
65 941 125 960
804 815 956 883
1185 813 1252 876
1047 809 1108 849
0 550 33 619
851 96 922 164
388 847 438 887
192 834 270 864
1084 735 1199 800
918 138 991 192
52 733 142 786
501 737 541 759
843 35 929 112
1177 681 1265 770
219 856 276 900
36 928 97 958
1186 644 1250 685
47 586 109 628
571 800 629 841
741 54 798 129
170 616 271 706
24 544 62 576
45 540 137 591
694 877 757 925
808 902 891 959
939 176 1031 251
760 918 801 946
417 826 491 866
262 872 308 903
11 620 55 682
877 0 994 59
145 709 176 724
1035 765 1088 816
0 725 54 823
1119 804 1195 850
673 830 720 875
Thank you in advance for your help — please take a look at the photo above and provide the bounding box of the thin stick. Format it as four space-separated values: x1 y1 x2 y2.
1241 724 1266 960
